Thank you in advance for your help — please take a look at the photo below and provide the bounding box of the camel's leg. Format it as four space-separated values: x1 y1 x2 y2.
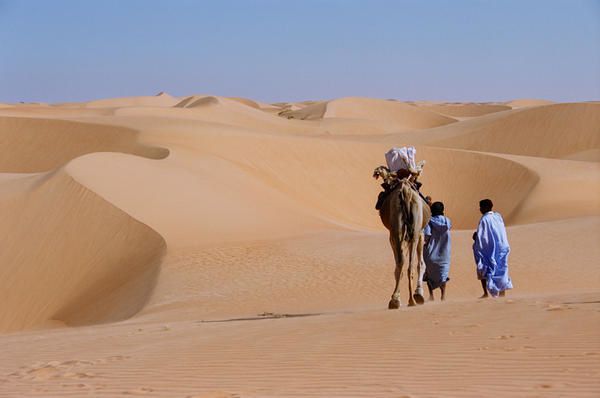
413 233 426 305
407 240 417 307
388 234 404 309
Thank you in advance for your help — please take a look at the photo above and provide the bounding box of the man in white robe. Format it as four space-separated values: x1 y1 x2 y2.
473 199 513 298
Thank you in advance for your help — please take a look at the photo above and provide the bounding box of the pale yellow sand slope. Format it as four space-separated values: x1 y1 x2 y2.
84 92 179 108
415 103 511 117
0 292 597 397
0 117 168 172
507 98 555 108
0 96 598 397
384 103 600 159
280 97 457 130
0 168 165 332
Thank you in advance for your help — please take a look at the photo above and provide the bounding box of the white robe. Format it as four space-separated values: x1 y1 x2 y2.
473 211 513 296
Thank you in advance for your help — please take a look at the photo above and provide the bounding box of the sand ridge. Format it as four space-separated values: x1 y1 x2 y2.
279 97 457 131
381 102 600 160
0 167 165 332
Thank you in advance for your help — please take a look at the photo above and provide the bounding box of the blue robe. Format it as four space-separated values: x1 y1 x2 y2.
424 215 451 289
473 211 513 296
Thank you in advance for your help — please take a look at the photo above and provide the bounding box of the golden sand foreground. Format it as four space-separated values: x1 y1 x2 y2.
0 95 598 397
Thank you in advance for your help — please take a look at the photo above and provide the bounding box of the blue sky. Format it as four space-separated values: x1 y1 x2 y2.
0 0 598 103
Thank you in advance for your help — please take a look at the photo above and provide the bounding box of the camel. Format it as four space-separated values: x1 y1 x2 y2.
373 166 431 308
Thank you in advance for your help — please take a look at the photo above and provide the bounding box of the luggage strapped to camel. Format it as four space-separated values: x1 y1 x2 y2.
373 147 428 210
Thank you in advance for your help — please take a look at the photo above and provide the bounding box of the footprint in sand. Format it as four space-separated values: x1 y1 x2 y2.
106 355 131 361
8 362 62 381
24 366 60 381
61 382 92 389
495 334 515 340
123 387 154 395
63 371 95 379
8 358 108 382
546 304 571 311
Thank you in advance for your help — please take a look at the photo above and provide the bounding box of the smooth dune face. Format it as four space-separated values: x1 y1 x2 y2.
386 103 600 159
279 96 457 131
432 103 600 158
415 103 512 117
0 117 169 172
84 93 179 108
0 169 165 332
0 95 598 397
507 98 555 108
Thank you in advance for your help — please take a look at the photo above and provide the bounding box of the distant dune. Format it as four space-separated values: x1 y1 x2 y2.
0 117 168 172
84 92 179 108
506 98 555 108
415 103 512 117
280 97 457 130
388 103 600 160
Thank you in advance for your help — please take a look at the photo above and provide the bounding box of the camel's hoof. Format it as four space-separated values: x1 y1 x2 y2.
413 293 425 305
388 299 401 309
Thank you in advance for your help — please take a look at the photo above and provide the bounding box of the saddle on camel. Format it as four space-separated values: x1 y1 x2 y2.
373 146 427 211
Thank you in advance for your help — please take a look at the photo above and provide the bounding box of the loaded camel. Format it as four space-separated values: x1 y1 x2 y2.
373 165 431 308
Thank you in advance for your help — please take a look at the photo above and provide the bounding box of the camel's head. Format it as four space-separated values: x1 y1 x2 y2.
373 166 399 185
373 166 390 181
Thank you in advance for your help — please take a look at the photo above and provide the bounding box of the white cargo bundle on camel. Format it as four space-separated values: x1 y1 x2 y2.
373 146 431 309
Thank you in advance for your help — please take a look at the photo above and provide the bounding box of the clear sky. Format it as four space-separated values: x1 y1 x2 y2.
1 0 598 103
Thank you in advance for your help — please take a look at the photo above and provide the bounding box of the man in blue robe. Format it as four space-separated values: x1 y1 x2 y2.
473 199 513 298
424 201 452 301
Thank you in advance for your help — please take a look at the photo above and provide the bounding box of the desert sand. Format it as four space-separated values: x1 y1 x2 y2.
0 94 598 397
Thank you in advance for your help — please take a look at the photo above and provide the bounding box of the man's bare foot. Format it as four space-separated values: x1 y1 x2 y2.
479 293 489 299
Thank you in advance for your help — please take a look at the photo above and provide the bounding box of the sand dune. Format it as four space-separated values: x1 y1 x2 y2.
0 117 168 172
179 134 539 229
114 95 322 135
280 97 457 129
174 95 219 108
502 154 600 224
0 167 165 332
0 94 598 397
0 106 115 118
507 98 555 108
0 291 597 397
563 148 600 162
415 103 512 117
386 103 600 159
278 100 328 120
64 151 331 247
225 96 263 109
84 92 179 108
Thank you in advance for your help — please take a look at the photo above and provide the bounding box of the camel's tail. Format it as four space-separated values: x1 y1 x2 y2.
398 180 416 242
